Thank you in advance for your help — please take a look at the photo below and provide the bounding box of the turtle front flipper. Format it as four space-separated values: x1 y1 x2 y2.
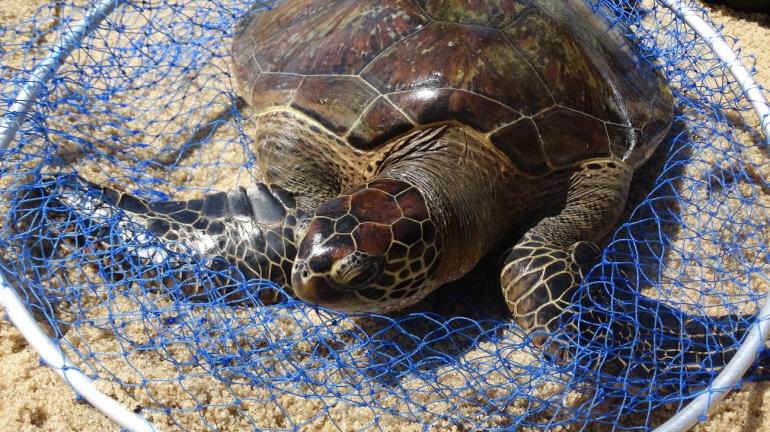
501 159 633 339
499 160 764 380
14 175 304 304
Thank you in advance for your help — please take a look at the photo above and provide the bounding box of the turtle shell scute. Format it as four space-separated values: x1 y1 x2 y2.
232 0 673 169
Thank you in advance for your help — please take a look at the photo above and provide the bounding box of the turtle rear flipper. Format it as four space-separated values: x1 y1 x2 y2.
9 179 79 262
11 175 303 305
586 285 759 383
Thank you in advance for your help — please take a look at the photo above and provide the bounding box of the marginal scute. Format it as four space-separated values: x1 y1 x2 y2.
363 21 552 116
347 97 414 150
417 0 528 28
292 75 378 134
534 108 611 167
490 118 549 176
233 1 335 47
232 42 262 91
243 73 303 113
641 112 673 160
606 123 635 161
624 128 649 167
388 88 520 132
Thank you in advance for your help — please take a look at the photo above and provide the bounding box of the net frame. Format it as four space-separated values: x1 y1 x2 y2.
0 1 768 431
652 3 770 429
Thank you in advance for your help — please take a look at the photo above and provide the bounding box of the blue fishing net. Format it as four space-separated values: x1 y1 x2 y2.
1 0 769 430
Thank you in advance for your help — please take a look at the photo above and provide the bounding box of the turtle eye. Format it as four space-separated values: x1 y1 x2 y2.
294 217 310 246
330 251 384 289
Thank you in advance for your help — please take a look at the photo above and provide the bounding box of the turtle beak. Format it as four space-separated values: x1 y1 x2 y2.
291 260 346 307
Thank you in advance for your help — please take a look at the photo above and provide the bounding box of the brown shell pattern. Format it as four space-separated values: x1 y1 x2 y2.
233 0 673 174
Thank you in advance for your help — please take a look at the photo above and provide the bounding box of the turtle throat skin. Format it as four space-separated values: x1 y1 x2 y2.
292 125 520 313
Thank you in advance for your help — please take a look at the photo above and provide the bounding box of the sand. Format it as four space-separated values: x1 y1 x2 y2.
1 1 769 431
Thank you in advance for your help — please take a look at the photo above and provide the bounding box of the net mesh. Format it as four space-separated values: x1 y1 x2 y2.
1 0 769 430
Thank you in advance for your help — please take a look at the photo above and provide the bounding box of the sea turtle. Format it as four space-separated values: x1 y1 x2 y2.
28 0 676 339
229 0 676 335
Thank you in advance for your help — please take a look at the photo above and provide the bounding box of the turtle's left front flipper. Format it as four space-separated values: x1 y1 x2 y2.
581 283 767 383
10 175 303 304
500 159 633 339
499 159 766 381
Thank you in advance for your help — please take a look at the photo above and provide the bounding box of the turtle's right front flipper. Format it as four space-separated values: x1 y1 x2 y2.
12 175 303 304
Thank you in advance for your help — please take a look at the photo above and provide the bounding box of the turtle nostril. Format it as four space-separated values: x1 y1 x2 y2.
292 262 347 307
294 261 310 279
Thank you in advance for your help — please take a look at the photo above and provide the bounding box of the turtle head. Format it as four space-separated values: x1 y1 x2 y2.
291 179 441 313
